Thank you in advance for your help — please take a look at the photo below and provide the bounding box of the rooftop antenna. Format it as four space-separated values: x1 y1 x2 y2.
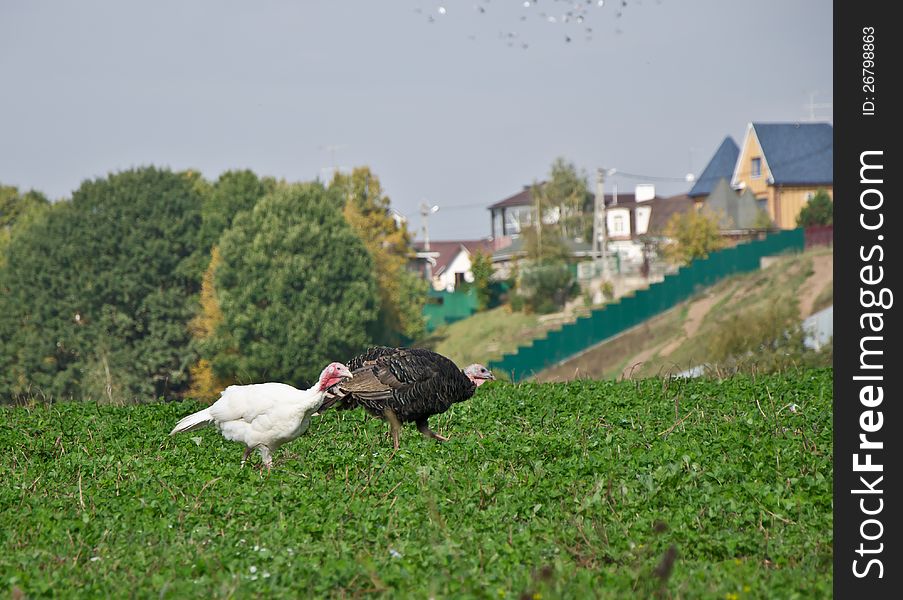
804 91 832 122
319 144 348 181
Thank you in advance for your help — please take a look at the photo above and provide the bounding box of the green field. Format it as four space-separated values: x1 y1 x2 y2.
1 370 833 598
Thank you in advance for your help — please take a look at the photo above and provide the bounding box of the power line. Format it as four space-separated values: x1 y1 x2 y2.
401 141 834 223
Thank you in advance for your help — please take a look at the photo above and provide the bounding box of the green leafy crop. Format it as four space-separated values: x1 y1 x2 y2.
1 370 832 598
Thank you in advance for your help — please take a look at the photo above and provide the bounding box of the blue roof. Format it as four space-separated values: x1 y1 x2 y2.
688 137 739 198
752 122 833 185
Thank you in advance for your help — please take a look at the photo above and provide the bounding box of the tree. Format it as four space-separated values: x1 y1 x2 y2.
199 170 275 248
796 189 833 227
662 208 726 266
513 177 577 314
523 181 572 263
470 250 494 311
184 170 275 399
330 167 426 344
186 246 231 401
0 185 50 264
536 158 591 241
0 167 205 403
205 182 379 386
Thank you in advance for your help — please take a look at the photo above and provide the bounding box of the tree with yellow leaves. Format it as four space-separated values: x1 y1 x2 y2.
186 246 233 401
662 208 726 266
330 167 427 344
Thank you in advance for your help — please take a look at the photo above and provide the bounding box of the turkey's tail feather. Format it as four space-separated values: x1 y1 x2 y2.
170 408 214 435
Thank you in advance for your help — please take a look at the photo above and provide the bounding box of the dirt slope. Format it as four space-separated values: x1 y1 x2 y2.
537 247 832 382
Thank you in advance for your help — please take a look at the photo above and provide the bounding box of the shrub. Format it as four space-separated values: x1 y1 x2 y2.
796 189 833 227
518 261 578 314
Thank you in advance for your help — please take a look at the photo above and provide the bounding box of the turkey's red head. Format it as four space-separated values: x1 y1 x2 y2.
318 362 353 391
464 364 495 387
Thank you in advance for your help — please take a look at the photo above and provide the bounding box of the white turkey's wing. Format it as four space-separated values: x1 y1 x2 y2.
208 382 304 424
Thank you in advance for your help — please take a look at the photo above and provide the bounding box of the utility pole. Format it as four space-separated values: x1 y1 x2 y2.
593 168 608 271
420 202 439 281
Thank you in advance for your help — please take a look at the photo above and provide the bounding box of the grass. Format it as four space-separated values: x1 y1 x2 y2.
1 370 833 598
811 282 833 314
419 305 584 367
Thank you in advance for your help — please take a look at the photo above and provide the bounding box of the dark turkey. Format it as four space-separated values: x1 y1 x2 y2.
323 346 494 449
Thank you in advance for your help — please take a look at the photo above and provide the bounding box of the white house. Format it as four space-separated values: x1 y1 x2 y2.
411 240 494 292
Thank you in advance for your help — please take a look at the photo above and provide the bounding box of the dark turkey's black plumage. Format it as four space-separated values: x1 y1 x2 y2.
331 346 476 424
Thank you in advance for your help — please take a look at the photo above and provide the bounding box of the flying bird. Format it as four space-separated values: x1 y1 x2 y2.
169 362 353 469
323 347 494 449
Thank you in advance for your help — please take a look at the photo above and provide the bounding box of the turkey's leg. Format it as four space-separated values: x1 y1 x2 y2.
384 408 402 450
241 446 253 467
416 418 449 442
258 446 273 470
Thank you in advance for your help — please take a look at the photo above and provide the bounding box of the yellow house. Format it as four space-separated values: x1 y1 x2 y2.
731 122 833 229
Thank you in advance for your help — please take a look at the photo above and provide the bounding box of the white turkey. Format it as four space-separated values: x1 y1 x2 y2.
169 362 353 469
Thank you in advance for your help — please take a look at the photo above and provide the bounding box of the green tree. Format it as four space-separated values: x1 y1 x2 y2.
470 251 494 311
523 181 572 263
536 158 591 241
206 182 379 386
796 189 833 227
183 170 275 398
199 170 274 248
662 208 726 266
513 178 577 314
0 167 205 403
0 185 50 264
330 167 426 344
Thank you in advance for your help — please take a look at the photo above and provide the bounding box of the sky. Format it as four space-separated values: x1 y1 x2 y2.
0 0 832 240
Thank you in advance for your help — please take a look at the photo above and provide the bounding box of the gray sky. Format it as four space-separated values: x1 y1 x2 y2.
1 0 832 240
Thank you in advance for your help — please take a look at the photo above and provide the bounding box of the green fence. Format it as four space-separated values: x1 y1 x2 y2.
423 288 479 332
488 228 806 381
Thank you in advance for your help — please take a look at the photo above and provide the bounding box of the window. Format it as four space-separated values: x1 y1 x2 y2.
612 214 625 235
504 209 523 235
756 197 767 210
751 157 762 179
455 272 467 288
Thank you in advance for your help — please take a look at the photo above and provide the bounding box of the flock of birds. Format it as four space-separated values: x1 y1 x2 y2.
170 347 495 469
413 0 637 47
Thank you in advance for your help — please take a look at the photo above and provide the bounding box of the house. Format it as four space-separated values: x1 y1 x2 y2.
411 240 494 292
488 185 536 241
703 178 761 233
488 181 660 243
688 136 740 204
487 181 696 265
487 183 565 248
730 122 833 229
647 193 696 233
